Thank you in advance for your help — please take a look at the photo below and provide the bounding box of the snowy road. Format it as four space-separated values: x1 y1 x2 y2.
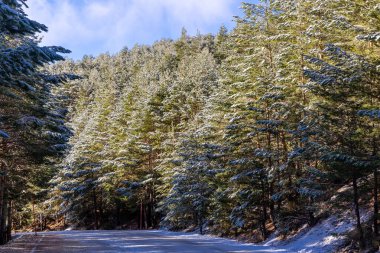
4 230 284 253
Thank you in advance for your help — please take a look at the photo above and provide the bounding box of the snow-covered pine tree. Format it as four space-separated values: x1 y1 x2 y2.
0 0 71 244
304 44 380 249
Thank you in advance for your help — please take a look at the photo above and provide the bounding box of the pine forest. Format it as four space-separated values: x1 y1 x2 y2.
0 0 379 252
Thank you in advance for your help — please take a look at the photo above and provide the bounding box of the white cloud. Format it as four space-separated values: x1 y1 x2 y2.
25 0 240 59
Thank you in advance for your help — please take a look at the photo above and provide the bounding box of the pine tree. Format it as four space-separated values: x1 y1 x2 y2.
304 44 380 249
0 0 71 243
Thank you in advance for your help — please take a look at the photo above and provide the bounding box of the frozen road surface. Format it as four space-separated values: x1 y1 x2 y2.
2 230 284 253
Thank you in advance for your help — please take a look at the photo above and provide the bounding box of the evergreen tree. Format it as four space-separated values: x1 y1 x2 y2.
304 44 380 249
0 0 71 244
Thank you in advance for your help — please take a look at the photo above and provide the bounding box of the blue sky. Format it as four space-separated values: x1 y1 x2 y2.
25 0 251 59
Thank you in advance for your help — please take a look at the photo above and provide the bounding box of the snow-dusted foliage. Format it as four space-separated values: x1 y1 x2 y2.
0 0 72 245
33 0 380 251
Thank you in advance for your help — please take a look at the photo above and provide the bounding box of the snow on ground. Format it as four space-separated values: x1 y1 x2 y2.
259 181 373 253
263 209 371 253
9 230 285 253
4 210 371 253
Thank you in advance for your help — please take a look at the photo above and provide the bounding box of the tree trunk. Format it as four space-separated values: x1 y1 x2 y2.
0 168 5 245
139 201 143 230
374 167 379 236
0 163 9 245
373 137 379 236
116 200 121 227
261 204 268 240
99 191 103 228
143 203 147 229
268 180 276 229
32 201 37 236
353 175 365 249
92 189 98 229
146 189 153 228
308 197 316 226
7 200 11 241
261 180 268 240
199 214 203 235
